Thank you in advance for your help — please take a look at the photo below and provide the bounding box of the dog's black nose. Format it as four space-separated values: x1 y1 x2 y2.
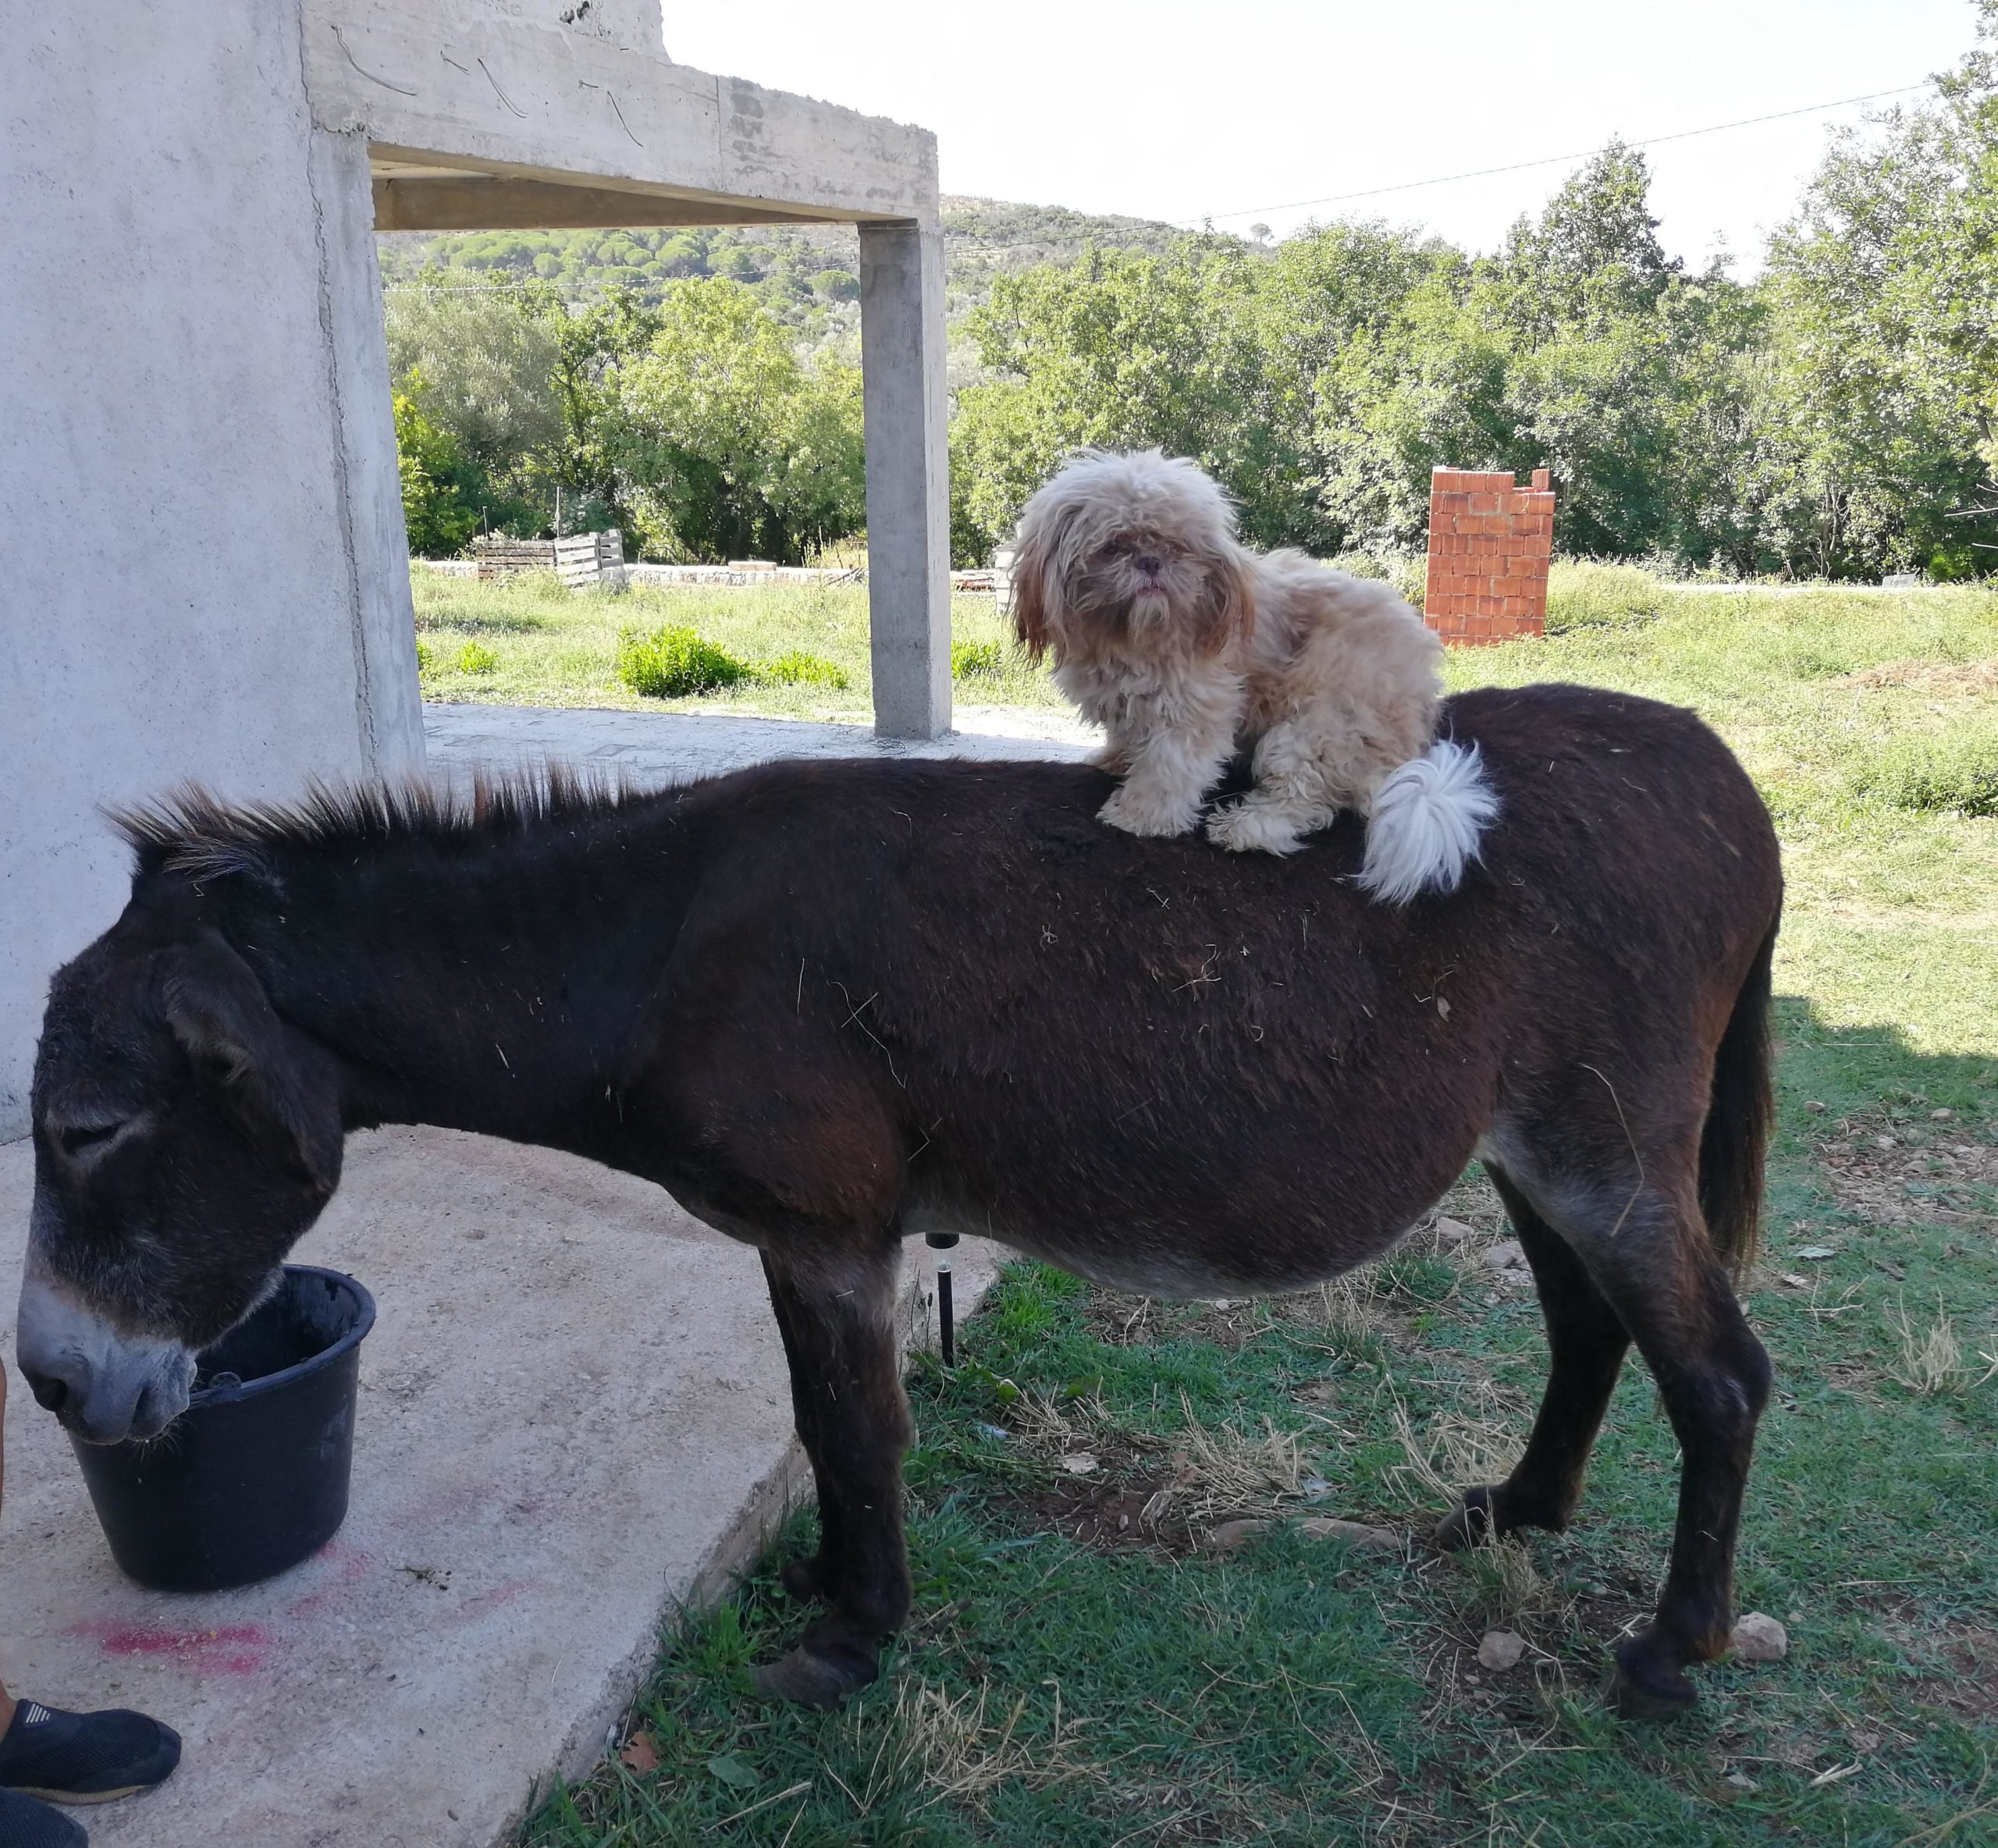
23 1366 68 1413
1135 553 1162 575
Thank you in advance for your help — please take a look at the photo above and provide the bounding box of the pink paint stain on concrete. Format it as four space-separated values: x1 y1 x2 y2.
68 1621 272 1676
284 1536 374 1621
453 1576 539 1622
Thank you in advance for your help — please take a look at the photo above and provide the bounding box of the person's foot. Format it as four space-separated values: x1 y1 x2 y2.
0 1787 86 1848
0 1701 179 1805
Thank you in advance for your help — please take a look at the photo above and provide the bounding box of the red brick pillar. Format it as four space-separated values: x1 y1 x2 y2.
1421 467 1555 644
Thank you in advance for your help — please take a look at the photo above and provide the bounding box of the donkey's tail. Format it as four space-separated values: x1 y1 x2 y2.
1700 913 1780 1281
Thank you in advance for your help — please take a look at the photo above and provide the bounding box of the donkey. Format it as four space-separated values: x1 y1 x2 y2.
15 683 1781 1718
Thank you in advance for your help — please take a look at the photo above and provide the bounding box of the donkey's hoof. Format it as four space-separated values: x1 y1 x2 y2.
1609 1635 1700 1720
779 1556 829 1604
1432 1487 1498 1551
751 1641 879 1709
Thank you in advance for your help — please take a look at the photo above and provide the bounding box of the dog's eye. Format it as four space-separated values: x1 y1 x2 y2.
1100 538 1130 557
56 1121 125 1160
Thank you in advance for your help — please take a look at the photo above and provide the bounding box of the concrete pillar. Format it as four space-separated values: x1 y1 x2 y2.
308 127 428 777
859 222 951 739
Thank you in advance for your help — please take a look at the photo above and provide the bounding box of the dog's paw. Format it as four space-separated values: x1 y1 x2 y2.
1206 803 1305 855
1099 785 1200 837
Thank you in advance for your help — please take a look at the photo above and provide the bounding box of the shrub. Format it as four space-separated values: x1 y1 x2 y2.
414 639 436 674
951 638 1006 679
456 641 499 674
1328 551 1427 608
756 650 848 689
617 624 750 697
1848 730 1998 818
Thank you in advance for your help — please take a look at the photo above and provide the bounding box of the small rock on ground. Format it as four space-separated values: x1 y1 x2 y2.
1296 1516 1400 1549
1731 1612 1789 1662
1477 1629 1527 1672
1434 1217 1476 1244
1203 1519 1271 1551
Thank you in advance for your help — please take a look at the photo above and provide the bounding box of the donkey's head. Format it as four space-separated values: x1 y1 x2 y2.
17 891 343 1442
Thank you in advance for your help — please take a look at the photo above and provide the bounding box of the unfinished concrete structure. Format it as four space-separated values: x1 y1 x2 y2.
0 0 951 1137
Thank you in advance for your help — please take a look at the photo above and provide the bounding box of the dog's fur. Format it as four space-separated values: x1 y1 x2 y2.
1012 450 1494 895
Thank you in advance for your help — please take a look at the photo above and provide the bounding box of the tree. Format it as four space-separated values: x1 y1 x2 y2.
384 280 563 532
607 279 866 562
1758 16 1998 577
392 378 483 556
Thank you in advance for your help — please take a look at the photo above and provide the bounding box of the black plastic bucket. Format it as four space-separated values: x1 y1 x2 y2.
70 1265 375 1592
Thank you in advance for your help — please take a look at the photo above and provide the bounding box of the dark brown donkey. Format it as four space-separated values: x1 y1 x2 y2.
16 683 1781 1717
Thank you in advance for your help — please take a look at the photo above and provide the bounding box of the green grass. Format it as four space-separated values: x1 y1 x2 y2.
514 568 1998 1847
411 570 1060 721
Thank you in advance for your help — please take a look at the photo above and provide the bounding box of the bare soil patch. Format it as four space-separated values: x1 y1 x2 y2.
1810 1114 1996 1230
1014 1476 1195 1555
1833 658 1998 695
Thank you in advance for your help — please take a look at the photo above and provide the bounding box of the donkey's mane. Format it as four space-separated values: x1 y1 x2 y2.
112 766 642 881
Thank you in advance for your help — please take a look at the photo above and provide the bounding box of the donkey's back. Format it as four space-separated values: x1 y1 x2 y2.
644 682 1780 1295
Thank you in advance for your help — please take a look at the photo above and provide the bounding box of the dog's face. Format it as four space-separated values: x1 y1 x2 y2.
1011 450 1254 666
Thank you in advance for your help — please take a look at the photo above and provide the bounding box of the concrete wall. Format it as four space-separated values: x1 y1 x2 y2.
0 2 425 1138
1 0 944 1137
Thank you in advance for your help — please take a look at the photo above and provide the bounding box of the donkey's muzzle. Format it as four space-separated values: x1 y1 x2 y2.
13 1268 195 1445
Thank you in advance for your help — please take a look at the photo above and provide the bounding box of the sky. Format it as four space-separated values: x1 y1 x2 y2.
668 0 1979 270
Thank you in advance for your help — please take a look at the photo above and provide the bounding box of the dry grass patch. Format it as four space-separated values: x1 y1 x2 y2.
1884 1296 1998 1397
1139 1392 1307 1531
841 1678 1097 1818
1388 1380 1530 1512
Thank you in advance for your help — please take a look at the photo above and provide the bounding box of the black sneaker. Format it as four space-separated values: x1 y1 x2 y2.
0 1701 180 1805
0 1788 85 1848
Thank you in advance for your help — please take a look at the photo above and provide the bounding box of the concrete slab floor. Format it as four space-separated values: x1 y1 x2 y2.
0 704 1057 1844
0 1132 1000 1848
421 701 1099 785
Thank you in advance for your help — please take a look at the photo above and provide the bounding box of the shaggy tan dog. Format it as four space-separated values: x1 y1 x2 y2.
1010 449 1497 899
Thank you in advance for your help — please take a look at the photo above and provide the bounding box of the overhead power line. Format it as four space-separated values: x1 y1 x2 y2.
1176 81 1934 226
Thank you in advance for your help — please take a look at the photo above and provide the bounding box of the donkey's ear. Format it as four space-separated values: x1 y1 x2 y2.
159 930 342 1195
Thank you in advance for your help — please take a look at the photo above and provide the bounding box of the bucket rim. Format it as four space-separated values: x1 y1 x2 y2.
188 1263 377 1409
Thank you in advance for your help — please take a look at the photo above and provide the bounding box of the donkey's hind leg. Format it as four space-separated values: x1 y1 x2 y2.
752 1239 912 1708
1502 1157 1771 1717
1434 1165 1631 1550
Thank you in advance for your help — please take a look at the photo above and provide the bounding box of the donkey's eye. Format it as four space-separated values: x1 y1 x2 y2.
58 1121 123 1158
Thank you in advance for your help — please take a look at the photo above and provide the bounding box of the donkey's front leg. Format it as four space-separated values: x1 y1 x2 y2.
753 1239 911 1708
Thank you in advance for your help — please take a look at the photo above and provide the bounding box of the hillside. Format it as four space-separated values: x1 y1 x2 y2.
375 194 1198 332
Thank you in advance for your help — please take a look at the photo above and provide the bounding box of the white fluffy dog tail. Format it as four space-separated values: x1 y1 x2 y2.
1356 740 1500 905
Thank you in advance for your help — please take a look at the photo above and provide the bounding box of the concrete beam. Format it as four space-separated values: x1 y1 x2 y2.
308 0 937 224
859 222 952 740
372 173 830 231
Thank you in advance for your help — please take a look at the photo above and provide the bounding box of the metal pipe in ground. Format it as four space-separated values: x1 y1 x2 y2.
924 1229 959 1366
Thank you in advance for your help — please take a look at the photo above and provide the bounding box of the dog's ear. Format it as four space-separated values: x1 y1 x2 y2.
1009 521 1058 660
1194 544 1257 655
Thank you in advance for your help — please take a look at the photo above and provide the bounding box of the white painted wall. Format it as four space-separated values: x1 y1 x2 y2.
0 2 425 1138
